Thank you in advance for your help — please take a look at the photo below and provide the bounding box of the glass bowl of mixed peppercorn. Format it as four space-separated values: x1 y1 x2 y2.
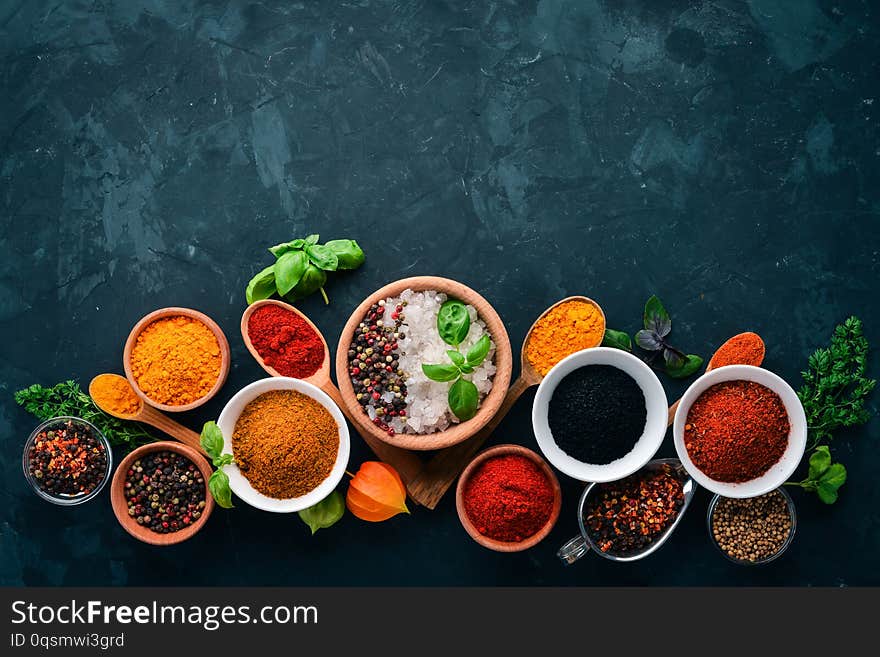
22 416 112 505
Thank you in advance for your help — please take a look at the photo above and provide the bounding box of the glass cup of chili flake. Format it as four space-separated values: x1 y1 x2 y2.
22 416 113 506
558 458 696 564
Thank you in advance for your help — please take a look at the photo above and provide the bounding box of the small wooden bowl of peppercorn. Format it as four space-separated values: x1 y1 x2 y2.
123 307 231 413
335 276 513 451
455 444 562 552
111 441 215 546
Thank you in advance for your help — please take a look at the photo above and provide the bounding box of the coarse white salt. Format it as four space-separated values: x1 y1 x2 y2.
388 288 496 434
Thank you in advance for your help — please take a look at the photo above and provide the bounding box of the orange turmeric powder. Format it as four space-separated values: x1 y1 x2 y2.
525 299 605 376
90 373 141 416
129 315 221 406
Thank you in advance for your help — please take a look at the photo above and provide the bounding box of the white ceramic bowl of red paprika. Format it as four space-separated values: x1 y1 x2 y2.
216 376 350 512
672 365 807 498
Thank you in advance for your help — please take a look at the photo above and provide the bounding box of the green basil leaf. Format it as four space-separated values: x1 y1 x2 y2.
298 490 345 534
305 234 319 246
208 469 234 509
448 377 479 421
274 250 309 296
324 239 365 270
465 334 491 367
819 462 847 489
665 354 704 379
602 329 632 351
808 446 832 480
284 264 327 302
437 300 470 346
200 421 224 461
816 483 839 504
245 265 277 304
643 295 671 336
422 363 461 382
305 243 339 271
459 364 474 374
447 350 465 367
268 239 304 257
214 453 235 467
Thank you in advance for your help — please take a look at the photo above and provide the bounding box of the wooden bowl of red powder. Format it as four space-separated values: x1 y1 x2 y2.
241 300 329 381
456 444 562 552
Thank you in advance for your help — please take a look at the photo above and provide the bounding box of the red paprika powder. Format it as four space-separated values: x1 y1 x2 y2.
684 380 790 483
247 305 324 379
463 454 554 542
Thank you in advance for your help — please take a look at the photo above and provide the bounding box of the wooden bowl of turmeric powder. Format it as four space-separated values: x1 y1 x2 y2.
123 307 231 413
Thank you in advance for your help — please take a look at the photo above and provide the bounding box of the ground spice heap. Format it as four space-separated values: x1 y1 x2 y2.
90 374 141 416
585 468 686 556
130 315 221 406
232 390 339 499
248 305 324 378
685 380 790 483
28 419 108 498
709 332 765 369
463 454 555 542
526 299 605 376
548 365 646 464
711 490 793 562
124 450 206 534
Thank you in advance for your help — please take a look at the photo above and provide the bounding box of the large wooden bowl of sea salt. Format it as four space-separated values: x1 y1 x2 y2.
336 276 513 451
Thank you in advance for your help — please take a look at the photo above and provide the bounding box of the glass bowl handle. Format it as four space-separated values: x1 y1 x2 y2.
558 535 589 565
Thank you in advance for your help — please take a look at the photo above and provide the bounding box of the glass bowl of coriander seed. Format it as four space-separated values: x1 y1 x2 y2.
706 486 797 565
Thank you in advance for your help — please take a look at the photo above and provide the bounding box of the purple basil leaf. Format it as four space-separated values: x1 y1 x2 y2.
635 330 663 351
651 314 672 338
663 347 685 369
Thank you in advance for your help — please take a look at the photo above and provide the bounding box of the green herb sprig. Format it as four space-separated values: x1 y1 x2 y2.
603 295 703 379
14 380 155 451
298 490 345 534
200 421 235 509
422 299 491 421
797 316 875 448
785 316 875 504
245 235 365 305
786 446 847 504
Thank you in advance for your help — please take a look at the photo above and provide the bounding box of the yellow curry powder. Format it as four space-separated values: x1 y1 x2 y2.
130 315 221 406
232 390 338 499
90 374 141 416
525 300 605 376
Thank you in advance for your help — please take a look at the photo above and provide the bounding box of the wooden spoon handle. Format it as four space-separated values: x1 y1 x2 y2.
667 399 680 428
317 378 425 490
407 375 533 509
139 407 208 457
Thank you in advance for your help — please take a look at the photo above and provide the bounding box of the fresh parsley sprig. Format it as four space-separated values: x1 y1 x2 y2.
14 380 155 451
786 316 875 505
797 316 875 448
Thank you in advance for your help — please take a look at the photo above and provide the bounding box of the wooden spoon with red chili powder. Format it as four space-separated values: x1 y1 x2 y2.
666 332 765 427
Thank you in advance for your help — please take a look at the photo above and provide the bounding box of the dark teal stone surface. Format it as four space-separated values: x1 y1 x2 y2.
1 0 878 586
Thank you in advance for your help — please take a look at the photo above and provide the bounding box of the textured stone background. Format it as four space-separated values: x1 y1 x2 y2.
1 0 878 585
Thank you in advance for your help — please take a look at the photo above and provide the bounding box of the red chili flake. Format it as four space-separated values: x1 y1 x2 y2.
584 468 685 556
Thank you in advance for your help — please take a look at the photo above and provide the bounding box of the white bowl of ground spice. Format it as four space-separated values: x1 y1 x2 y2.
216 377 350 512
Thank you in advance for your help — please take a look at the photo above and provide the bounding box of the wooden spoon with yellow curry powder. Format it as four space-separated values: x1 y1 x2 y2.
89 373 209 457
407 296 606 509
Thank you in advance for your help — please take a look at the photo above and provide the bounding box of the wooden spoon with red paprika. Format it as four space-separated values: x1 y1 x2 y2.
665 332 765 426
